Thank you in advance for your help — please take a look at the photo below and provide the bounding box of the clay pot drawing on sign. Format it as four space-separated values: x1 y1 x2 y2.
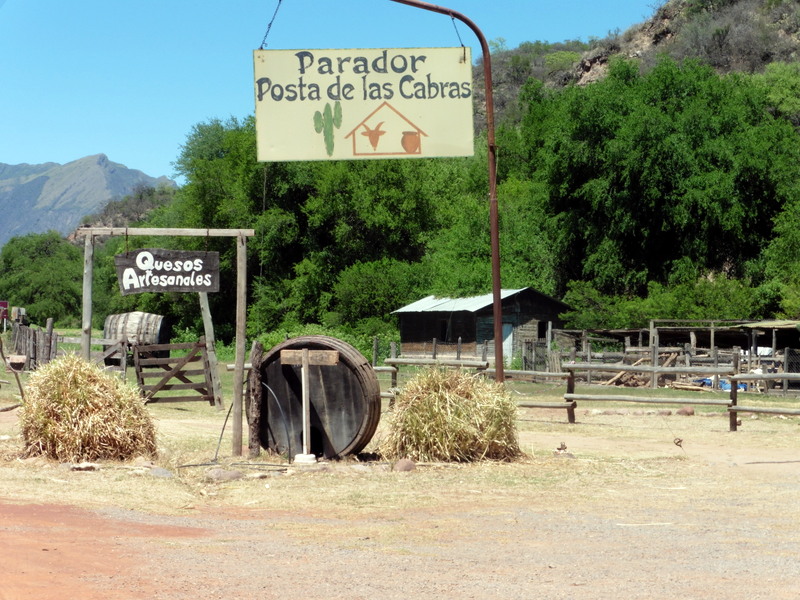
401 131 421 154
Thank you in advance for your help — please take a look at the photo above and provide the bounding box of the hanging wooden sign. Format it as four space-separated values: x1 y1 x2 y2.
115 249 220 295
254 47 474 162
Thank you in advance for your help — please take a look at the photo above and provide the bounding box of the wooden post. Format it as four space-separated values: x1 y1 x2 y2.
783 347 790 394
713 346 719 390
432 337 438 359
81 234 94 360
586 341 592 385
390 342 398 389
198 292 224 410
280 347 339 462
45 318 54 363
729 381 739 432
247 341 263 458
232 234 247 456
372 337 379 366
301 348 311 455
457 336 462 360
650 330 660 389
566 369 576 424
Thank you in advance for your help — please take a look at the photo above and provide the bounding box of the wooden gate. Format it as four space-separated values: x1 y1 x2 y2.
133 338 216 406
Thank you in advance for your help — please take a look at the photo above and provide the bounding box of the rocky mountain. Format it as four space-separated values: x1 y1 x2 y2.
0 154 176 248
475 0 800 127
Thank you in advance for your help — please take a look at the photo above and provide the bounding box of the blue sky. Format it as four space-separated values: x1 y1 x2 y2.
0 0 656 181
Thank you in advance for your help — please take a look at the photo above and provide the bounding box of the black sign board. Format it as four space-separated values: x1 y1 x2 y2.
115 249 220 295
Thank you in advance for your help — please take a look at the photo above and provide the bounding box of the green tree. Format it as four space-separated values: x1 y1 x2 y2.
512 57 800 297
0 232 82 326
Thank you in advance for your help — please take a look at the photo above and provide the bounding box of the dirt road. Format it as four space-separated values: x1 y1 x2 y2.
2 407 799 599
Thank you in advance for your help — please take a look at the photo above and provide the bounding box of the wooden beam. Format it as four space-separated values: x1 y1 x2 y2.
74 227 254 237
565 393 731 407
280 349 339 366
81 234 95 360
199 292 224 410
232 234 247 456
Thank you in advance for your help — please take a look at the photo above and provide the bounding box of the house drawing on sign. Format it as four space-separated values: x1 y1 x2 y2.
345 102 428 157
393 288 571 367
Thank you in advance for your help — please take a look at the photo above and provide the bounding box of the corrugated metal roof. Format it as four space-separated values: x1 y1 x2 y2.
393 289 528 314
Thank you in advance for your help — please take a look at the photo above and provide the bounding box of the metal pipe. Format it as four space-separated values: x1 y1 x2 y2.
389 0 504 382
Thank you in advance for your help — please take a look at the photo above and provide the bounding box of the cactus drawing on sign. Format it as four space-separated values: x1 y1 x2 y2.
313 101 342 156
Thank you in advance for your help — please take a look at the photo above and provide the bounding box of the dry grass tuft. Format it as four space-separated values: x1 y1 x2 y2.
19 354 156 462
380 368 521 463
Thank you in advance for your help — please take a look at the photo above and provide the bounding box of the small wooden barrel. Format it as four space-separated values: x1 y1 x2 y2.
103 312 169 345
103 312 170 364
257 335 381 459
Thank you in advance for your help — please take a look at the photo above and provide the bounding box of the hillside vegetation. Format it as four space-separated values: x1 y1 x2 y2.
3 0 800 346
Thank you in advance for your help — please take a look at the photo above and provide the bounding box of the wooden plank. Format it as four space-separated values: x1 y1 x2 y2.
138 368 207 379
385 357 489 369
518 401 577 410
75 227 255 238
482 368 570 379
135 341 201 352
730 406 800 416
566 363 733 376
60 337 120 345
732 373 800 382
564 393 731 407
136 355 203 367
564 394 730 406
145 395 213 404
141 382 209 392
280 349 339 366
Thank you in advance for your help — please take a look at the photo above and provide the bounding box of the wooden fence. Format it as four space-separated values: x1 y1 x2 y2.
561 363 800 432
9 320 58 370
378 356 800 432
133 339 219 407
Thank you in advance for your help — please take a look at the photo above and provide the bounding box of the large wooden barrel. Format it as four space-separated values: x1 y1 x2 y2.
103 312 170 345
257 335 381 460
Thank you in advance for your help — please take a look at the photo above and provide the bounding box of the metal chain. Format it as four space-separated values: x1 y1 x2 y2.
260 0 284 50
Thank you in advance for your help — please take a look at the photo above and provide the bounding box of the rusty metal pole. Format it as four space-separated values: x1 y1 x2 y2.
389 0 504 382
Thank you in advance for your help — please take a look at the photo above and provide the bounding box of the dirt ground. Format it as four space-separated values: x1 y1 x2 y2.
1 402 800 600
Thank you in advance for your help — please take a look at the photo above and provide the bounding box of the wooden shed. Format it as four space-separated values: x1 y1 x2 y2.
393 288 570 365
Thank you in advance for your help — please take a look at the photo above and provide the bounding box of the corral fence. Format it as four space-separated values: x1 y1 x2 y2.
9 320 58 370
376 353 800 432
395 335 799 389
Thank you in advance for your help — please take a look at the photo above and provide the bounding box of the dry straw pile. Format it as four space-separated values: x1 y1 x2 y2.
380 367 521 462
20 354 157 462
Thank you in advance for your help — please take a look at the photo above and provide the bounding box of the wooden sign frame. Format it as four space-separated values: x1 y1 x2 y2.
75 227 254 456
